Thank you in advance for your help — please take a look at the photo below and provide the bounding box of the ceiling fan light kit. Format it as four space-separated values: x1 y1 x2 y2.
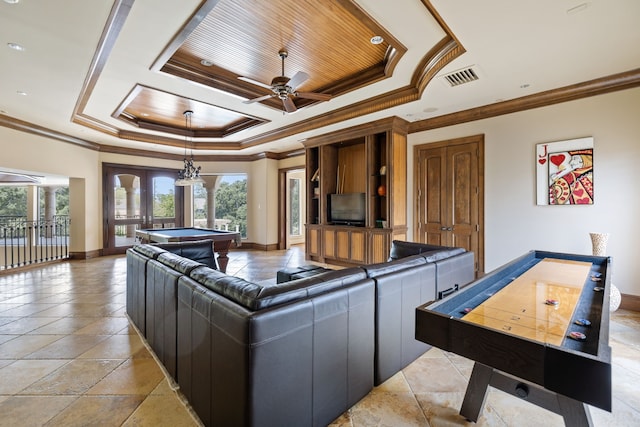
240 49 332 113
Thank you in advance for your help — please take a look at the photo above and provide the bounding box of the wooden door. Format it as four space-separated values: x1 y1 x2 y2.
415 135 484 275
103 164 184 255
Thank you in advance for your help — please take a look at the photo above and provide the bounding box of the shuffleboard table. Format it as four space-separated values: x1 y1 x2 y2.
416 250 611 427
135 227 241 273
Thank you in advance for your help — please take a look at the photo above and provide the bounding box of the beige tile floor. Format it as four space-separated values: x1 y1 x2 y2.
0 246 638 426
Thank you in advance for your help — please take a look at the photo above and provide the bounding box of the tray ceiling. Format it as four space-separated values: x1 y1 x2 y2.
1 0 639 158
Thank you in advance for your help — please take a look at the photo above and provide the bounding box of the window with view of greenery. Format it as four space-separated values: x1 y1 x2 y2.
194 175 247 238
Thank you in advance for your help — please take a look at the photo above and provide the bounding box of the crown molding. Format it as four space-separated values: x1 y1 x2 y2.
409 68 640 133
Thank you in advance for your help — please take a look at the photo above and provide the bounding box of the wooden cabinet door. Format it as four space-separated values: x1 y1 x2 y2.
349 229 366 263
369 230 390 264
332 228 366 263
415 136 484 275
307 226 320 257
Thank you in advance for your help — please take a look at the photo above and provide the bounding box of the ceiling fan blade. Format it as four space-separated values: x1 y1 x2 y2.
243 94 274 104
282 96 297 113
295 92 332 101
238 76 273 90
287 71 309 90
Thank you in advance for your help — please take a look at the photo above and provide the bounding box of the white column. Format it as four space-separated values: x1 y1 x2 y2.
42 186 59 237
117 175 138 237
202 176 222 229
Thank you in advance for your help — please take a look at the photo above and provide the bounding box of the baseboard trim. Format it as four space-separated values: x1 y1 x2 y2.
69 249 102 260
239 242 279 251
620 293 640 312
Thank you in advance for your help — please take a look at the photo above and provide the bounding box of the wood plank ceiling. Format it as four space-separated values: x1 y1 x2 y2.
115 0 406 141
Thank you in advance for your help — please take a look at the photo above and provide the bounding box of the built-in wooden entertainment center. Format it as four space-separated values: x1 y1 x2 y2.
303 117 408 266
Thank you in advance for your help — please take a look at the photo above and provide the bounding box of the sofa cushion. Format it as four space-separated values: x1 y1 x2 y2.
156 252 204 275
154 239 217 269
133 244 167 259
361 255 426 278
189 266 367 311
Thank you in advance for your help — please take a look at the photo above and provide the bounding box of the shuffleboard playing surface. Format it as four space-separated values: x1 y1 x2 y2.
463 258 591 346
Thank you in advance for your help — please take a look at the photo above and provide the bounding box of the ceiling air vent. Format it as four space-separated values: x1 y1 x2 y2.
440 66 480 87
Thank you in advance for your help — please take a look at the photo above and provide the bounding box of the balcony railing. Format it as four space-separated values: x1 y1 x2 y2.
0 215 70 270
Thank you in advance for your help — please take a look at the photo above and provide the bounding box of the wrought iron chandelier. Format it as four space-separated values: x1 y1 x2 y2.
175 110 204 186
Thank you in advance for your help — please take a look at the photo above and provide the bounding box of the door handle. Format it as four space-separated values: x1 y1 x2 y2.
441 226 454 231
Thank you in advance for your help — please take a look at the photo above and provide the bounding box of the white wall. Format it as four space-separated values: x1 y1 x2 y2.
0 127 101 253
408 87 640 296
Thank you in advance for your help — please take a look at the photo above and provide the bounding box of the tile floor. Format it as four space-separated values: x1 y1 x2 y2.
0 246 638 426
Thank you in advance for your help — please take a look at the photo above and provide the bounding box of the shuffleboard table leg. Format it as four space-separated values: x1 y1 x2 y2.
460 362 493 422
461 364 594 427
557 394 593 427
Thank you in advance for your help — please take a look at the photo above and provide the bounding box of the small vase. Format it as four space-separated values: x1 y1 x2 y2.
588 232 620 312
589 232 609 256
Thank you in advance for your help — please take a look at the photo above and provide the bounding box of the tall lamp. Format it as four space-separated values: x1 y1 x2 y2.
175 110 204 186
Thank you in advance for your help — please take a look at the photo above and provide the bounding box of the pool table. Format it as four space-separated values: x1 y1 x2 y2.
135 227 241 273
416 250 611 426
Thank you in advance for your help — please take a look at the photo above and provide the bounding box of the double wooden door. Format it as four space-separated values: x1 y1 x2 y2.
103 164 184 255
415 135 484 275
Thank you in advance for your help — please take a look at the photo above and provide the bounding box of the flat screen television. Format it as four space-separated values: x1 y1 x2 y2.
328 193 366 226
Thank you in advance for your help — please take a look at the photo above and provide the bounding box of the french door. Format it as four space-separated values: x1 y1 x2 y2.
103 164 184 255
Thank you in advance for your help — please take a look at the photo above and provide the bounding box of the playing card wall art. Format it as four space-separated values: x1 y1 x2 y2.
536 137 594 205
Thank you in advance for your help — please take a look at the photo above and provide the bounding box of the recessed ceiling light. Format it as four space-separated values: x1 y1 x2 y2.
7 42 25 52
3 0 20 4
16 91 27 96
200 59 213 67
370 35 384 45
423 107 438 113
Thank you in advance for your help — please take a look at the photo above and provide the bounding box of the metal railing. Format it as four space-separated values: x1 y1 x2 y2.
0 215 70 270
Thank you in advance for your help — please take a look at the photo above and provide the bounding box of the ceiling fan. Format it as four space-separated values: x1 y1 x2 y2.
239 49 332 113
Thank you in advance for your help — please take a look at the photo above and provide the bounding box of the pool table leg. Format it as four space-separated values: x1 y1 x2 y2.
213 240 232 273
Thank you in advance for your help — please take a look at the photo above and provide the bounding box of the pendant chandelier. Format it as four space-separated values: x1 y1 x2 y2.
175 110 204 186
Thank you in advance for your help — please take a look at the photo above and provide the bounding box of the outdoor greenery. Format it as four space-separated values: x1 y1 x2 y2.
153 191 175 218
194 177 247 237
290 179 300 235
0 187 27 217
0 186 69 218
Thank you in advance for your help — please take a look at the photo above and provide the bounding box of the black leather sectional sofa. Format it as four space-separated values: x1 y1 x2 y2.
126 240 474 427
